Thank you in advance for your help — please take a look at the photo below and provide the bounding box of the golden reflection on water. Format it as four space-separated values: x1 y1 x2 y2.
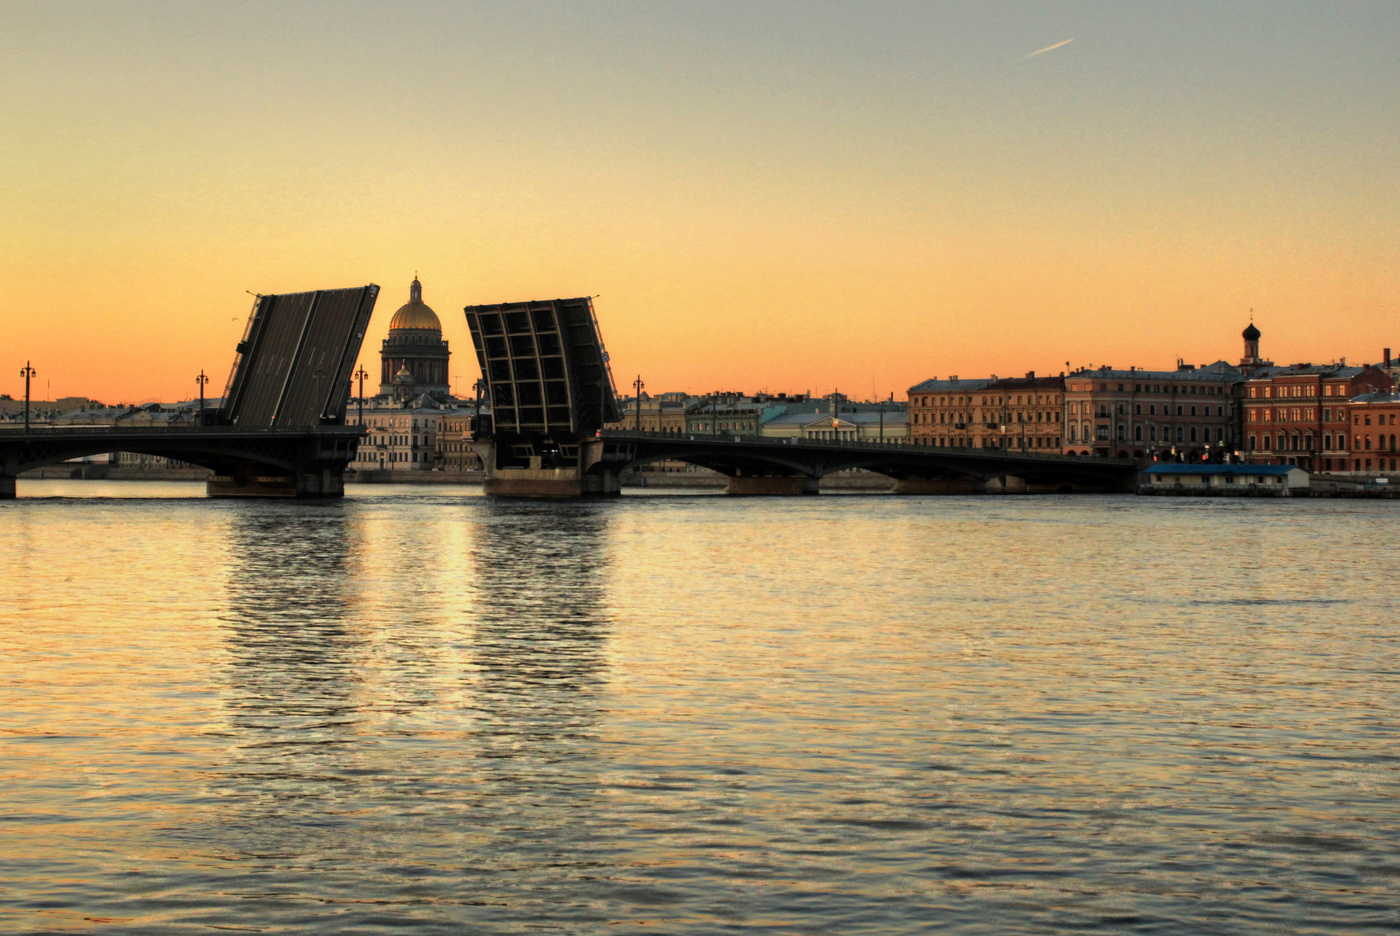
1 483 1398 933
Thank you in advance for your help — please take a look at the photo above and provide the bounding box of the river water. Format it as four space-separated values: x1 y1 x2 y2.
1 481 1397 934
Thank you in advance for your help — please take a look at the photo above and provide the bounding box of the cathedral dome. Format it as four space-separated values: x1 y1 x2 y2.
388 277 442 331
1242 322 1260 341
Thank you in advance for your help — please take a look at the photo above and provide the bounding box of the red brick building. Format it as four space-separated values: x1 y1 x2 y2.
1243 363 1393 471
1344 391 1400 474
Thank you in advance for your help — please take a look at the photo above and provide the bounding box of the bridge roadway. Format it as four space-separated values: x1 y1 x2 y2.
0 425 363 498
592 430 1139 494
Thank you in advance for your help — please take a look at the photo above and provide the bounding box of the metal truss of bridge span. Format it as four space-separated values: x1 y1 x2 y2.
591 431 1138 495
0 424 364 500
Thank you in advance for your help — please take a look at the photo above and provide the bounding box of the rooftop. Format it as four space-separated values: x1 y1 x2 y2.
908 377 992 393
1069 361 1244 383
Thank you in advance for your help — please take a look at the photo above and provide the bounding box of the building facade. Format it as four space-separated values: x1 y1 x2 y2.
906 375 1061 449
1242 364 1392 471
906 378 992 447
1346 391 1400 474
1063 363 1243 459
435 412 482 471
379 277 450 397
349 396 448 471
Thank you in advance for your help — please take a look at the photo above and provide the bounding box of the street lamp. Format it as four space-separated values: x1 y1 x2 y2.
354 365 369 426
195 370 210 425
19 362 36 432
634 374 645 432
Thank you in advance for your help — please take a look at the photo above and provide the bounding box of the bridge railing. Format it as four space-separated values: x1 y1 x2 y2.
0 424 365 436
598 429 1086 459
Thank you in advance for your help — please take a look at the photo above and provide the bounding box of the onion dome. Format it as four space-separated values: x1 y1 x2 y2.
1242 322 1261 341
388 277 442 331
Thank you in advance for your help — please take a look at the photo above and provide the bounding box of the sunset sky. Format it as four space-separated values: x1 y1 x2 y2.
3 1 1398 404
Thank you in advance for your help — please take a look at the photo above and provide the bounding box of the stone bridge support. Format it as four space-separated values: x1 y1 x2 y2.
476 439 624 498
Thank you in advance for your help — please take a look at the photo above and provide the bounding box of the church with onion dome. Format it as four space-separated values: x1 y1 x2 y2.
379 277 451 397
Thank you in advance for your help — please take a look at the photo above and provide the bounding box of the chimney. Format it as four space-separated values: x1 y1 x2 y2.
1025 370 1035 379
1386 348 1392 368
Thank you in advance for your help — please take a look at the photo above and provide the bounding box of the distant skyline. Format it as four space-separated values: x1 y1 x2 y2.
4 1 1398 403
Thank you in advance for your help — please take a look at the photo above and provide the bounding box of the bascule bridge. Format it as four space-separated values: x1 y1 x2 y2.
465 296 1138 496
1 285 379 499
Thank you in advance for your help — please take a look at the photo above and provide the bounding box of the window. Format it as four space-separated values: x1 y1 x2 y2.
1190 405 1197 417
1249 435 1257 451
1190 427 1198 442
1135 404 1142 415
1135 425 1142 441
1177 405 1184 416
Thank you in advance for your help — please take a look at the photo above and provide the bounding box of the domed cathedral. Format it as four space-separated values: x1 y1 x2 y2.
379 277 451 397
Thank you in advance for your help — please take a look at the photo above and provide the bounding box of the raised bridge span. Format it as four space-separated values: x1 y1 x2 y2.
2 284 379 499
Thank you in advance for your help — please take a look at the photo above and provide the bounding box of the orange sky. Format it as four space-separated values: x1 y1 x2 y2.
3 2 1398 404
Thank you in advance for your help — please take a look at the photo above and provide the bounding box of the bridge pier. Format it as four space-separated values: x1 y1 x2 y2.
725 475 819 495
0 475 14 499
985 475 1028 494
482 466 621 498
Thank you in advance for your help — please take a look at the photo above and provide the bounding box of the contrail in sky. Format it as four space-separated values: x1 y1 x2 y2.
1025 38 1074 59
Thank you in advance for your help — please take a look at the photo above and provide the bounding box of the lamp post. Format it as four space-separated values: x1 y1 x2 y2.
354 366 369 426
634 374 645 432
20 362 35 432
474 378 485 439
195 370 210 425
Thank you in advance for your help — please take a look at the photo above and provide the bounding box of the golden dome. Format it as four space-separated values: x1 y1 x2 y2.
388 277 442 331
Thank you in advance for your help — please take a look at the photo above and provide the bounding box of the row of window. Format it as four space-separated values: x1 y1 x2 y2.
1067 424 1226 444
359 417 438 429
1070 382 1222 395
922 436 1061 449
1243 433 1400 452
1075 403 1228 417
914 394 1062 408
1247 384 1351 399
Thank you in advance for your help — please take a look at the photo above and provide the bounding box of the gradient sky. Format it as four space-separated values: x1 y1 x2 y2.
3 1 1398 403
